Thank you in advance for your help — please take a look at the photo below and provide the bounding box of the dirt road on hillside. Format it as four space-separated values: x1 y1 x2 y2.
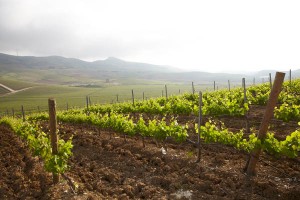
0 83 34 97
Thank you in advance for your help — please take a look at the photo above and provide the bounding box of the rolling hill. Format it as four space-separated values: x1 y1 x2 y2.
0 53 298 87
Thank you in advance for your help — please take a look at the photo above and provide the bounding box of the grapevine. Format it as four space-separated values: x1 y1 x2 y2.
0 117 73 174
28 110 299 158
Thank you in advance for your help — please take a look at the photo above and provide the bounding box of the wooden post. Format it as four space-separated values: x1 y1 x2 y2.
143 92 145 101
269 73 272 89
196 91 202 163
21 105 25 122
131 89 134 105
89 96 91 106
289 69 292 86
253 77 255 86
228 80 230 91
246 72 285 176
165 85 168 99
86 96 89 115
192 82 195 94
48 98 60 184
214 81 216 91
86 96 89 109
243 78 250 133
242 78 247 101
179 89 181 94
116 94 119 103
162 90 164 97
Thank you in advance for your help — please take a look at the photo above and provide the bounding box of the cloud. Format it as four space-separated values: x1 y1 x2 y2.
0 0 180 61
0 0 300 72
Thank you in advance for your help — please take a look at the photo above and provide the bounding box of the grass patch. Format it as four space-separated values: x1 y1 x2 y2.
0 77 37 90
0 83 207 116
0 86 10 95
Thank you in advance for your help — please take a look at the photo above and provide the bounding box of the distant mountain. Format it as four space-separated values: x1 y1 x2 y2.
0 53 298 86
0 53 89 69
91 56 179 72
0 53 178 72
0 53 181 85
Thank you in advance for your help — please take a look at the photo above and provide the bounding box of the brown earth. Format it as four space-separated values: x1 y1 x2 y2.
0 106 299 199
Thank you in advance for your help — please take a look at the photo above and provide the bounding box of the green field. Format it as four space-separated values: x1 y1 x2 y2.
0 86 9 95
0 73 236 117
0 82 210 116
0 77 37 90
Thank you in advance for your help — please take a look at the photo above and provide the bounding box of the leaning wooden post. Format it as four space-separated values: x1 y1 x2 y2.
228 80 231 91
21 105 25 122
48 98 60 184
246 72 285 176
196 91 202 163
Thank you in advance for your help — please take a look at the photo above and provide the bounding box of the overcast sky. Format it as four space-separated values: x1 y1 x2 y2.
0 0 299 72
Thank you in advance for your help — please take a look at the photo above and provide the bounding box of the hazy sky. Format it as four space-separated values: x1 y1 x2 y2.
0 0 299 72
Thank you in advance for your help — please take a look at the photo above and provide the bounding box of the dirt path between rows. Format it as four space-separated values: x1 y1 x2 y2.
0 105 299 199
0 125 52 199
0 122 299 199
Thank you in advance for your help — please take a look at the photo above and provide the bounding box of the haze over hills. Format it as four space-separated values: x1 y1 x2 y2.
0 53 298 87
0 53 177 72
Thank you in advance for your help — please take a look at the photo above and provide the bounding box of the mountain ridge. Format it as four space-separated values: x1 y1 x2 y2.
0 53 178 72
0 53 299 86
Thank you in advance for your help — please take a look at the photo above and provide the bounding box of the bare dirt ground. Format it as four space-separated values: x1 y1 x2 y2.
0 106 299 199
